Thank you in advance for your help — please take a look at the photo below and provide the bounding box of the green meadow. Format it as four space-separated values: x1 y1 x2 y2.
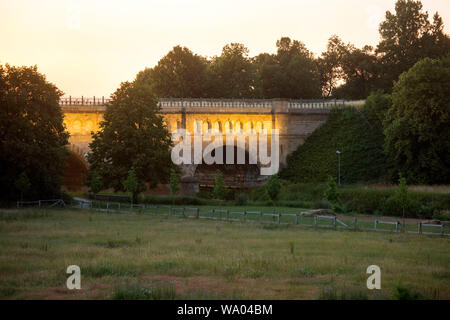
0 208 449 300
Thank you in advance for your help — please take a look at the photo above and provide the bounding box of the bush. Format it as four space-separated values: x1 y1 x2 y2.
391 284 423 300
141 195 221 206
276 182 450 218
234 193 248 206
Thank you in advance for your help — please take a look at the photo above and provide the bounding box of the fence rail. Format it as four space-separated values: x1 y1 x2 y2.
60 199 450 237
13 199 449 237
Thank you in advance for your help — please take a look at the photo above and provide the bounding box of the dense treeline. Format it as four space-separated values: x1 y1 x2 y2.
0 65 69 203
281 53 450 185
136 0 449 100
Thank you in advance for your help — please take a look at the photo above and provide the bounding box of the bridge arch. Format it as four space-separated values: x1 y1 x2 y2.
193 145 261 189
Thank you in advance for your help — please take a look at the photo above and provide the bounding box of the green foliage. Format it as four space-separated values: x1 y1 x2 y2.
265 175 282 203
388 176 414 222
0 64 69 202
377 0 450 92
135 46 212 98
89 171 103 195
362 90 392 132
259 37 321 99
383 55 450 184
123 167 140 204
324 176 340 204
280 107 386 184
88 80 173 198
234 193 248 206
264 182 449 218
209 43 257 98
212 171 228 200
391 284 423 300
169 169 180 196
14 172 31 201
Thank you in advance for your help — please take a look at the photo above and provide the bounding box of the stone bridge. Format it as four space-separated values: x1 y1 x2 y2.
61 97 364 189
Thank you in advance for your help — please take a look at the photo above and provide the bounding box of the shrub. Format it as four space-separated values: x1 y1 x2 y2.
265 175 282 203
234 193 248 206
324 176 340 204
212 171 229 200
391 284 423 300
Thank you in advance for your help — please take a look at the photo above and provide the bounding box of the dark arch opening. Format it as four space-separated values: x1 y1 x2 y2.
63 151 88 191
194 146 260 189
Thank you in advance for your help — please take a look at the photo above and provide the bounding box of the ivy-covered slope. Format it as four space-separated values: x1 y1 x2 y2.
280 107 386 184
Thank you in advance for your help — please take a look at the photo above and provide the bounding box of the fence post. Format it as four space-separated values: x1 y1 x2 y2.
278 213 281 224
314 215 317 227
353 217 357 230
333 216 336 228
118 202 121 211
295 214 299 225
441 224 445 236
260 212 263 223
244 211 247 222
418 222 422 234
106 202 109 213
374 220 377 231
38 200 41 208
196 208 199 219
182 207 185 217
226 210 229 221
396 222 399 233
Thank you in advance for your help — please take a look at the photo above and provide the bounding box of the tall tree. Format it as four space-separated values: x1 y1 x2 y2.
259 37 321 99
135 46 212 98
376 0 450 92
0 64 69 201
335 45 381 99
317 35 347 97
383 55 450 184
88 80 174 194
209 43 256 98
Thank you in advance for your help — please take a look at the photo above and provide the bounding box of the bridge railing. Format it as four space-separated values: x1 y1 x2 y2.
158 98 273 108
60 97 365 109
60 96 111 106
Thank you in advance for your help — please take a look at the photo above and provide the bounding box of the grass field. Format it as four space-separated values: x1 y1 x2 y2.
0 208 449 300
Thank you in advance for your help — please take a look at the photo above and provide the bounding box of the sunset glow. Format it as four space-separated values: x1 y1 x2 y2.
1 0 449 97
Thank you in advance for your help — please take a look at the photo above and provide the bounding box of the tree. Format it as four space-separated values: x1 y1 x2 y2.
135 46 212 98
209 43 256 98
88 80 174 199
383 55 450 184
323 175 340 204
169 169 180 197
14 172 31 202
362 90 392 132
123 167 140 205
335 45 381 99
259 37 321 99
0 64 69 202
376 0 450 92
389 175 413 230
265 174 282 204
317 35 347 97
212 170 228 200
89 171 103 195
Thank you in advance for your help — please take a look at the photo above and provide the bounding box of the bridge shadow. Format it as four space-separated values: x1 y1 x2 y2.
194 146 261 189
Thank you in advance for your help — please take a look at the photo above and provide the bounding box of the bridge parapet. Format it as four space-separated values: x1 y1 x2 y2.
60 97 364 111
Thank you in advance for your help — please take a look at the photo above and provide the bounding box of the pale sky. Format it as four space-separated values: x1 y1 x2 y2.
1 0 449 97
